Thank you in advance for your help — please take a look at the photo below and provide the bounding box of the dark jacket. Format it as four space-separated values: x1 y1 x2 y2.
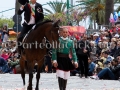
114 47 120 58
96 45 102 56
0 57 7 66
110 64 120 79
110 46 117 56
76 40 91 57
18 2 44 25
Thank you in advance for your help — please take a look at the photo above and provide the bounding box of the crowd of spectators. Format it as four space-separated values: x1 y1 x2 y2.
0 26 19 74
73 25 120 80
0 24 120 81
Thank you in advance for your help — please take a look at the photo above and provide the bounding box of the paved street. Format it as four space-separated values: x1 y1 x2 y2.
0 73 120 90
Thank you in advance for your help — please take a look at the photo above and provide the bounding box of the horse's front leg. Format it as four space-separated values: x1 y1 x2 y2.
20 57 26 86
35 61 44 90
27 62 34 90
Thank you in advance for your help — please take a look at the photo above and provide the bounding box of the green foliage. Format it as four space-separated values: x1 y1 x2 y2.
45 12 68 25
0 16 14 28
76 0 105 25
44 1 66 15
114 0 120 3
116 6 120 12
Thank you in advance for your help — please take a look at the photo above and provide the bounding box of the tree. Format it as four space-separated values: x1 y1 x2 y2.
44 1 87 26
44 1 66 15
0 17 14 28
43 1 67 25
70 7 88 26
114 0 120 12
76 0 105 26
105 0 114 25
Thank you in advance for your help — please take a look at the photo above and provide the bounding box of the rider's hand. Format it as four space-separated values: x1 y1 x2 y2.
20 5 24 10
21 5 24 9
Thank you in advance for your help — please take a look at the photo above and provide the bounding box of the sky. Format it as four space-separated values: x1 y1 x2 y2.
0 0 118 28
0 0 77 18
0 0 89 28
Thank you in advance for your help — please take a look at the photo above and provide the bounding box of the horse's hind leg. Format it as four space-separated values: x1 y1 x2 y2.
27 62 34 90
20 57 26 86
35 60 44 90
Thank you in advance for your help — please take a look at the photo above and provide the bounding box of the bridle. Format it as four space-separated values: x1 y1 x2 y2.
50 22 59 42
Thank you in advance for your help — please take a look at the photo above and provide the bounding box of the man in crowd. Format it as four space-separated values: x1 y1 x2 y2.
76 35 91 78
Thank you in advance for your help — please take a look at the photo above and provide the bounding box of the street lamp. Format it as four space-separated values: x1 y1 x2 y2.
67 0 74 26
67 0 69 10
67 0 70 25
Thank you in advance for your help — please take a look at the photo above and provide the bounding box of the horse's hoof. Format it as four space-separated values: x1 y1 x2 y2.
27 86 32 90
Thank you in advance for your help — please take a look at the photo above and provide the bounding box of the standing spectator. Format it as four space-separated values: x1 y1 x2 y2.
76 35 91 78
2 26 9 43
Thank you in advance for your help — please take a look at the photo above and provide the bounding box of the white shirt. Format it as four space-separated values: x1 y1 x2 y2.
20 3 36 25
61 37 68 40
3 34 9 43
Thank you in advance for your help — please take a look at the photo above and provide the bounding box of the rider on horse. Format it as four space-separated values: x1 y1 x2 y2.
17 0 44 54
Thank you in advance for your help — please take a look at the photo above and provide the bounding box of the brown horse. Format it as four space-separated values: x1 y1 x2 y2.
19 20 60 90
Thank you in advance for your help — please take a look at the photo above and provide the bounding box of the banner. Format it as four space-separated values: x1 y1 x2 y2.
62 26 86 36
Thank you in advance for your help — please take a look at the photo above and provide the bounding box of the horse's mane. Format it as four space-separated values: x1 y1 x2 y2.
35 19 53 29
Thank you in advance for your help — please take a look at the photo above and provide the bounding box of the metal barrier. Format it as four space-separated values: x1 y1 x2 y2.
86 29 99 36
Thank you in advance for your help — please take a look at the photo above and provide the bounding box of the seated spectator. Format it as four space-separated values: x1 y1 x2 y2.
88 58 96 76
0 57 9 73
90 41 97 61
1 49 10 61
100 51 106 61
0 42 2 49
114 41 120 58
8 56 19 68
8 56 19 74
10 43 16 53
90 59 120 80
94 59 104 74
109 41 117 56
102 51 114 67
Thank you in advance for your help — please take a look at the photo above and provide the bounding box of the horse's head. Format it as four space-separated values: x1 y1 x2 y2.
45 20 60 44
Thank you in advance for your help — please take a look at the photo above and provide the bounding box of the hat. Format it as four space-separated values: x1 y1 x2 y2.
93 33 99 36
103 37 107 40
18 0 29 5
114 34 119 38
